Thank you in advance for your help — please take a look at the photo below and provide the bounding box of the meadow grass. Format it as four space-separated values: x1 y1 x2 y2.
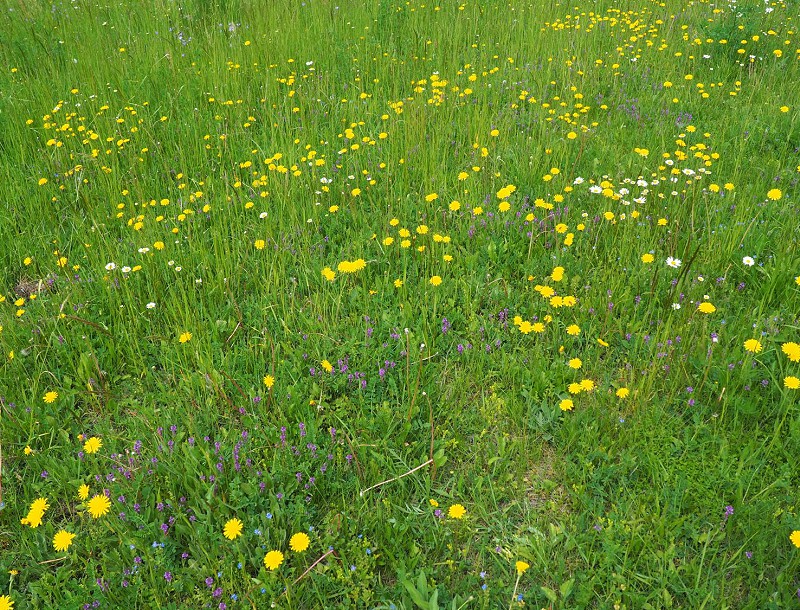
1 0 800 608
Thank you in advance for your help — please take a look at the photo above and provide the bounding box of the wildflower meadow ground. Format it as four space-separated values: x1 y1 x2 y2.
1 0 800 608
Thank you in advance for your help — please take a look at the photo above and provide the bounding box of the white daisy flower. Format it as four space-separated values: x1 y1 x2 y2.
666 257 682 269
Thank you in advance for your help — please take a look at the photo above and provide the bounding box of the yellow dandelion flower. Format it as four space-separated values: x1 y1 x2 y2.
83 437 102 454
516 561 530 575
641 253 654 263
430 276 442 286
568 358 582 370
697 302 716 314
223 518 243 540
616 388 630 399
580 379 595 392
43 391 58 404
179 332 192 343
537 285 555 299
743 339 762 353
22 509 44 528
321 359 333 373
30 498 49 514
78 484 90 500
785 376 800 390
791 530 800 548
86 494 111 519
568 383 582 395
767 188 782 201
781 342 800 362
338 259 366 273
496 184 516 199
53 530 76 552
448 504 466 519
263 375 275 389
289 532 310 552
559 398 574 411
566 324 581 336
0 595 14 610
264 550 284 570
